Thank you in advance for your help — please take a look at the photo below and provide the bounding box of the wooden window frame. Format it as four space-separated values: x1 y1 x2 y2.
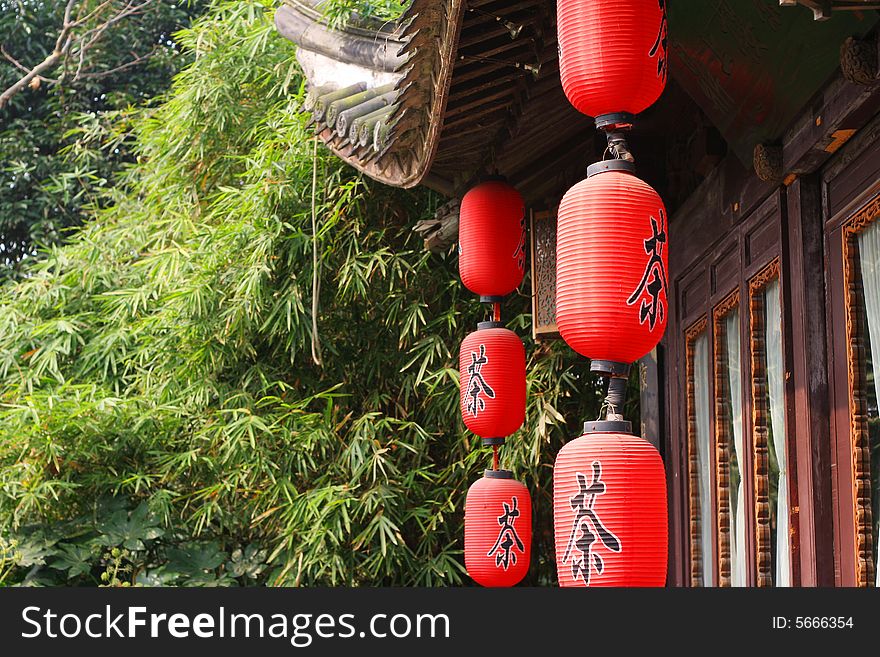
670 190 792 586
748 258 783 587
713 289 741 587
685 316 710 586
829 192 880 587
822 113 880 586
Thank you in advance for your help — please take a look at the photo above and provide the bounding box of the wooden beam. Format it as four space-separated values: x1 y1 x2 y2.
782 66 880 176
779 0 832 21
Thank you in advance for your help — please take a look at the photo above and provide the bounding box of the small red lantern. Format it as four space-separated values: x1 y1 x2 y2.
557 0 668 126
465 470 532 587
556 161 668 365
553 423 667 587
459 178 526 298
459 322 526 441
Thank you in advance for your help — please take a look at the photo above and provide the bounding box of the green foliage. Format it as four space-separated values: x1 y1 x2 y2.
318 0 409 28
0 0 609 586
0 0 204 277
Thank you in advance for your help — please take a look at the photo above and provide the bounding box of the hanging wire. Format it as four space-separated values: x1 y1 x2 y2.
466 7 523 39
310 137 323 366
458 54 541 78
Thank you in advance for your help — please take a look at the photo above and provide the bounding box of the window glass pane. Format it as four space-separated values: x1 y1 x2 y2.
720 308 746 586
764 278 790 586
856 222 880 584
694 333 713 586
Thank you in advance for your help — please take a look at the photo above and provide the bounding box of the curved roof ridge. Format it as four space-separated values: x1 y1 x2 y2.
275 0 466 191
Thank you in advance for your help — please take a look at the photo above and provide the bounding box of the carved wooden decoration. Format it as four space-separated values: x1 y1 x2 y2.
840 35 879 87
748 259 781 588
531 209 558 340
686 317 708 587
753 143 784 184
842 194 880 587
713 290 740 587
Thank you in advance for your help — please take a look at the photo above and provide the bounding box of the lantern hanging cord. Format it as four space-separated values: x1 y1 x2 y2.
492 444 500 471
604 131 634 163
493 302 501 322
598 375 627 421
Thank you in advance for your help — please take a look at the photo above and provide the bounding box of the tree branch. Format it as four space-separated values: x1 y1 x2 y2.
0 46 32 74
0 0 78 108
72 0 157 82
0 0 159 108
78 46 159 80
0 43 69 108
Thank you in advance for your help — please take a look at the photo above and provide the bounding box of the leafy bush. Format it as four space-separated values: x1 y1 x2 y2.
318 0 410 28
0 0 613 586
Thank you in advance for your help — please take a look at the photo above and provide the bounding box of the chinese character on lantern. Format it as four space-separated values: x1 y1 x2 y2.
627 209 668 331
512 213 527 272
487 496 525 570
561 461 621 585
649 0 669 82
465 344 496 416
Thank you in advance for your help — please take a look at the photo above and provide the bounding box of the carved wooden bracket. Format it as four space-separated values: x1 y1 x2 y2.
754 143 784 184
841 35 879 86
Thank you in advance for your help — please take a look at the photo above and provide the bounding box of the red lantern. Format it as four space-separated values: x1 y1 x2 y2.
556 161 668 365
459 178 526 298
553 425 667 587
557 0 668 125
459 322 526 440
465 470 532 587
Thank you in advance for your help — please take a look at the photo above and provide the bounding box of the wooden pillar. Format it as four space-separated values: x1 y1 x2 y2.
783 174 835 586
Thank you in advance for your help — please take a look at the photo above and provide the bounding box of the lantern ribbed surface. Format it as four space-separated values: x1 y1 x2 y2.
459 180 526 297
465 471 532 587
557 0 668 119
553 432 667 587
556 167 668 364
459 325 526 438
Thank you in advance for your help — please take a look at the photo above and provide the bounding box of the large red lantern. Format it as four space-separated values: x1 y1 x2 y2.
459 178 526 298
465 470 532 587
556 161 668 365
459 322 526 441
553 423 667 587
557 0 668 126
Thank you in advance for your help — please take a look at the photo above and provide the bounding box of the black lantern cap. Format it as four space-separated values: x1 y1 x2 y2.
479 295 506 304
481 436 505 446
477 320 504 330
594 112 635 131
583 420 633 434
590 360 632 377
484 469 514 479
587 160 636 178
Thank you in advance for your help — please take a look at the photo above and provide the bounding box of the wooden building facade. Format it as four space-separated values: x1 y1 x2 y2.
277 0 880 586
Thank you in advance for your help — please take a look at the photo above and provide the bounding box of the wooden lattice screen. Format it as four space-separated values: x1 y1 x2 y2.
530 209 559 340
